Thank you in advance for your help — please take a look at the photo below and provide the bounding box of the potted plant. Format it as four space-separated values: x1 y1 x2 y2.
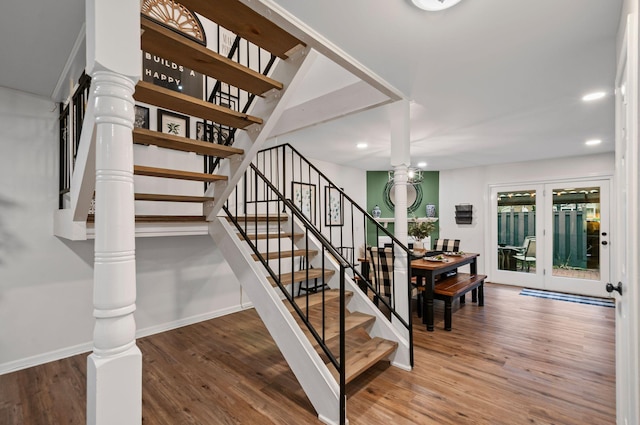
408 219 436 250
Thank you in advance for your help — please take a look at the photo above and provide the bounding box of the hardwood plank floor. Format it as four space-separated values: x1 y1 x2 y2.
0 283 615 424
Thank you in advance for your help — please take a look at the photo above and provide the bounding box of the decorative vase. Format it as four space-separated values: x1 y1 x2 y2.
426 203 436 218
372 205 381 218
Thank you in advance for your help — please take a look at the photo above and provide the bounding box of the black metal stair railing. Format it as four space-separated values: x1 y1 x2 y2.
58 72 92 209
223 163 347 424
253 144 414 363
203 30 277 177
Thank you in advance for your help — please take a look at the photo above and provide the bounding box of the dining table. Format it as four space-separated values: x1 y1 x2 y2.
411 252 480 331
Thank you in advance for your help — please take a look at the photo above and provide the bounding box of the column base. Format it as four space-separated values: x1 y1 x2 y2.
87 345 142 425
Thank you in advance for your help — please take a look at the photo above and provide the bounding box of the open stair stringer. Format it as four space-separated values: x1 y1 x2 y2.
209 216 344 425
205 48 319 219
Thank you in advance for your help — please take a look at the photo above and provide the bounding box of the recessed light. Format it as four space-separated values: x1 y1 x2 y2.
582 91 606 102
585 139 602 146
417 162 427 167
356 143 368 149
411 0 463 11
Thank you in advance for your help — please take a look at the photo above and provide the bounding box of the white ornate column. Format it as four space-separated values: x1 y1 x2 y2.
390 99 411 346
86 0 141 424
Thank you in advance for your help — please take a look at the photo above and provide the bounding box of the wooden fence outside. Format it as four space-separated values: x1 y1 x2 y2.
498 211 588 269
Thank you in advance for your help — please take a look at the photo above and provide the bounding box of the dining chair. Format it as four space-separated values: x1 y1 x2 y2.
368 247 394 303
513 238 536 271
433 238 461 252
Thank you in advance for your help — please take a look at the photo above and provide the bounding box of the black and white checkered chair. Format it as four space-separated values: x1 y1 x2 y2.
433 238 461 252
368 247 394 301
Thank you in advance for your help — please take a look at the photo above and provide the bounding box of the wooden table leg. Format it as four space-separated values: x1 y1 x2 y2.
425 274 435 331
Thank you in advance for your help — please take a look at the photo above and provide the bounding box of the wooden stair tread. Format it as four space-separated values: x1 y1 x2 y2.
134 81 262 129
135 193 214 203
227 214 289 223
328 337 398 384
434 273 487 297
87 215 206 223
134 165 227 182
252 249 318 261
238 232 304 240
178 0 305 59
133 128 243 157
267 268 335 286
141 16 282 96
306 311 375 344
287 289 353 313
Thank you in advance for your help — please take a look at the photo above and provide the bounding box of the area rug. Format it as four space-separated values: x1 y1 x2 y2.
520 288 615 308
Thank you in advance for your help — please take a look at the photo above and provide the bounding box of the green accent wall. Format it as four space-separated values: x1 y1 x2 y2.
366 171 439 246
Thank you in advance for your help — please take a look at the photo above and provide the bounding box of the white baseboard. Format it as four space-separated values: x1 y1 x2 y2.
0 341 93 375
0 304 248 375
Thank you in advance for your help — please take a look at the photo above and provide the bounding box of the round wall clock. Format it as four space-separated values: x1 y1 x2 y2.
411 0 463 11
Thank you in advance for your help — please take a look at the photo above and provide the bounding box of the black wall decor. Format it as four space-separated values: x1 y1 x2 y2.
455 204 473 224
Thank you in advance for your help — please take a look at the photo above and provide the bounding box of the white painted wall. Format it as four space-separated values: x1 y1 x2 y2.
438 153 615 276
0 87 242 373
0 87 368 373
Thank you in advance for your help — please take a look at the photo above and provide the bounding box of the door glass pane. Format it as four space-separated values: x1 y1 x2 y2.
551 186 600 280
497 189 537 273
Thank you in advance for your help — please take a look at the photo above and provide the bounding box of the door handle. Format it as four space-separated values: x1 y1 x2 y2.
601 241 608 246
606 282 622 295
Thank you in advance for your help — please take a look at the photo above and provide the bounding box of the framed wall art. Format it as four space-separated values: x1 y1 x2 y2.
292 181 316 224
133 105 149 129
325 186 344 226
158 109 189 138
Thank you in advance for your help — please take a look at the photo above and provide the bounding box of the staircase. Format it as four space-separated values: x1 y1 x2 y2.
56 1 412 424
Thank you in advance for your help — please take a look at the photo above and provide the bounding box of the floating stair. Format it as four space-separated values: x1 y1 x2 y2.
251 249 318 261
134 81 262 129
133 128 243 157
133 165 227 182
134 193 214 203
141 16 283 95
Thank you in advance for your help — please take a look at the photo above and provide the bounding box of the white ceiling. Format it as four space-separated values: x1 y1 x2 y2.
0 0 622 171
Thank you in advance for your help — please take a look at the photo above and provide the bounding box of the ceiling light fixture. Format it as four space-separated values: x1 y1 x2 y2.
388 168 424 185
582 91 606 102
417 161 427 167
356 142 368 149
585 139 602 146
411 0 463 11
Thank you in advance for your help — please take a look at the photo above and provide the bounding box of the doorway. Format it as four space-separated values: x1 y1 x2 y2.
490 179 611 297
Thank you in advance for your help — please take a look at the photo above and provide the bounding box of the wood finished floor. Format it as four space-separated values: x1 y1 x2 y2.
0 283 615 424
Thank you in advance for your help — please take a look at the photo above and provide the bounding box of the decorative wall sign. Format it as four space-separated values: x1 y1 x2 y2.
141 1 205 97
325 186 344 226
143 52 204 98
134 105 150 129
292 182 316 224
141 0 206 45
158 109 189 138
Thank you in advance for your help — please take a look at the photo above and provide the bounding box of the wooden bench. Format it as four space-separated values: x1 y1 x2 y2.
434 273 487 331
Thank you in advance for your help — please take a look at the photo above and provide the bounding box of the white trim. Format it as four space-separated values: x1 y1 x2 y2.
135 304 245 339
52 24 86 101
0 341 93 376
0 304 245 375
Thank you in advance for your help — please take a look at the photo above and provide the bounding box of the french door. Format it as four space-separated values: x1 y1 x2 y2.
491 179 611 297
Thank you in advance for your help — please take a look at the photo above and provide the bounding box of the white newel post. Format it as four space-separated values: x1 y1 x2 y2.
86 0 141 424
390 99 411 345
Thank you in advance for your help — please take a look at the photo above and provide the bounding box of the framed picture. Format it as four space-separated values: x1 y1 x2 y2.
133 105 149 129
196 121 232 144
158 109 189 138
325 186 344 226
291 181 316 224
